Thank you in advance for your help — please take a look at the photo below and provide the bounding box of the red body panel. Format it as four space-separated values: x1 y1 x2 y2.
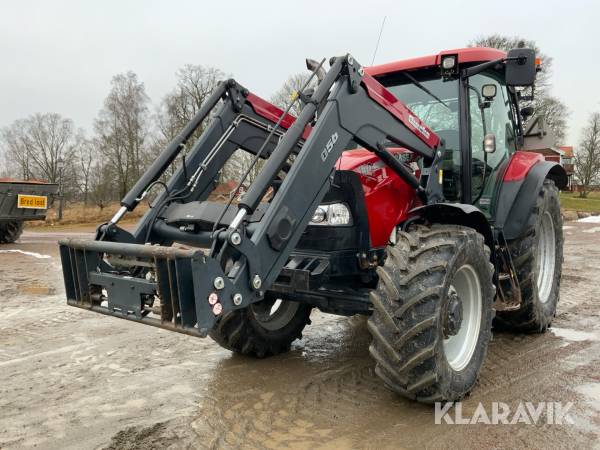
338 148 419 247
366 47 507 77
504 151 544 182
245 93 311 140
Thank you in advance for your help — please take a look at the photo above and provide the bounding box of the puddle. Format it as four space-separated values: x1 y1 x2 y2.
17 284 56 295
550 327 600 342
0 249 51 259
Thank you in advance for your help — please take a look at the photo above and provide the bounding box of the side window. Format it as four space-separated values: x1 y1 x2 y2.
468 73 516 209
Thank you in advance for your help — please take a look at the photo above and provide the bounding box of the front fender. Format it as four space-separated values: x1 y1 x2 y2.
410 202 494 250
495 160 567 240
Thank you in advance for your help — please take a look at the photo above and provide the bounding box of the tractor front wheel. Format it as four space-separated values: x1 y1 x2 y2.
209 295 312 358
0 221 24 244
368 225 495 403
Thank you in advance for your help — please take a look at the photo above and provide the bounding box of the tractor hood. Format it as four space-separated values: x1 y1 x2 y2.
336 147 413 172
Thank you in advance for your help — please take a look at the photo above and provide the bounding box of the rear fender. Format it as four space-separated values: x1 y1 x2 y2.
495 160 567 240
409 203 494 250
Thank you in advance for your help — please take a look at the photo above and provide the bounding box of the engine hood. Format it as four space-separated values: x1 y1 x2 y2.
336 147 412 172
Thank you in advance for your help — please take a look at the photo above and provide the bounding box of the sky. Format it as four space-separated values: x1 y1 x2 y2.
1 0 598 146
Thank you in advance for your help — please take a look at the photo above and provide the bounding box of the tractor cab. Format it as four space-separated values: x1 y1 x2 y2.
367 47 537 218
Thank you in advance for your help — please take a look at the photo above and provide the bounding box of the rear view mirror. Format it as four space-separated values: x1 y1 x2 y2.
483 134 496 153
505 48 536 86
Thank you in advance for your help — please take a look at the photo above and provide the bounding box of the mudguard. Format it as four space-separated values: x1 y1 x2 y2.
411 202 494 249
495 160 567 240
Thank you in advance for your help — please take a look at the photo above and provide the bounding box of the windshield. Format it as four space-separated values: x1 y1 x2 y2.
377 70 461 200
381 73 459 150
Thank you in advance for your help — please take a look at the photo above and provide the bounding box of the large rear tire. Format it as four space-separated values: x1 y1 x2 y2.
368 225 495 403
209 296 312 358
495 179 563 332
0 221 24 244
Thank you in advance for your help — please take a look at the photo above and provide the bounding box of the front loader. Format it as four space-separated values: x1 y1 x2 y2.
59 48 567 402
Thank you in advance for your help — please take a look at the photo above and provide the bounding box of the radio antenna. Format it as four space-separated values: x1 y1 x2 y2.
370 16 387 65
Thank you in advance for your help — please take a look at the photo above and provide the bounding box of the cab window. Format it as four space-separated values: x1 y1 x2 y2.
468 72 517 211
380 69 461 201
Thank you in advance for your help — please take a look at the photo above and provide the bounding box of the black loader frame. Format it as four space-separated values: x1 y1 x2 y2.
60 54 448 336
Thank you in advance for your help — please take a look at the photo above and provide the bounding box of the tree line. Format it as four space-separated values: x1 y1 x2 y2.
2 34 595 207
0 65 235 208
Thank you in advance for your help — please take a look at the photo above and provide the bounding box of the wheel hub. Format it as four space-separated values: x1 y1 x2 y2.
442 265 483 372
535 211 556 304
444 289 463 338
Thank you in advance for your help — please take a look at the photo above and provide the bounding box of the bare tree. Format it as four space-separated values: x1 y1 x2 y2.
1 119 31 179
469 34 569 144
95 71 150 198
154 65 226 177
574 112 600 198
76 139 96 204
156 65 225 142
270 72 316 117
0 113 81 183
86 152 119 210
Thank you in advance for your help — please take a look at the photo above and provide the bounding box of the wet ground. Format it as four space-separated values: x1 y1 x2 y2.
1 222 599 449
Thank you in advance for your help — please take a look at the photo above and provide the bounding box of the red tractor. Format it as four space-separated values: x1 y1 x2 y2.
59 47 566 402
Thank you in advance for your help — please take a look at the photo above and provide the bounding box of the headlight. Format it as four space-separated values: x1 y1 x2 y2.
311 206 327 223
309 203 352 226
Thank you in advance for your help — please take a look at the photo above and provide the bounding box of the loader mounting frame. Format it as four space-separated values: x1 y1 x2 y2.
59 54 445 336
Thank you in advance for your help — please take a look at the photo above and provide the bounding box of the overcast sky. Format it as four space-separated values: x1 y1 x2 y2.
1 0 598 146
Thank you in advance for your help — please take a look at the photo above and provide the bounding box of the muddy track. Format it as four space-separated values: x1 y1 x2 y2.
1 224 600 449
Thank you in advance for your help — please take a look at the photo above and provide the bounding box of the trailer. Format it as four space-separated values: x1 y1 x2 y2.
0 179 58 243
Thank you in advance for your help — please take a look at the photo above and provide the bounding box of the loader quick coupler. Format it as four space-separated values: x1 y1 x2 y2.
60 53 444 338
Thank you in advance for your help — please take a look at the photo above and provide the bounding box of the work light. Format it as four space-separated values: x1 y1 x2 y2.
441 55 456 70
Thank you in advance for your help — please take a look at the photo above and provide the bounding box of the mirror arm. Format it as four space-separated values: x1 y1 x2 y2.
461 58 504 79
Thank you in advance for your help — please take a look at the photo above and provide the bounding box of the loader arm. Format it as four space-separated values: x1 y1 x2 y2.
59 54 444 336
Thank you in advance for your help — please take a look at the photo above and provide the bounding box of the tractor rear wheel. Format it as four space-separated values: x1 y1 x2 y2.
368 225 495 403
495 179 563 332
0 221 24 244
209 296 312 358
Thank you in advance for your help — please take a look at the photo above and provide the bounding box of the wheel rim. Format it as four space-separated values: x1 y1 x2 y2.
250 298 300 331
536 211 556 304
443 264 482 372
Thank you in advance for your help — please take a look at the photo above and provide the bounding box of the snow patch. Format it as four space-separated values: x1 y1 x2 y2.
577 215 600 223
0 249 51 259
550 327 600 342
583 227 600 234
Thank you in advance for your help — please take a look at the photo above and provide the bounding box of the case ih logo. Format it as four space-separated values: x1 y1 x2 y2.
320 132 339 162
408 114 430 139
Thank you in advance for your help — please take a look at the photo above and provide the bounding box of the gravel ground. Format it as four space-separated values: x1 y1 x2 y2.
0 222 599 449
